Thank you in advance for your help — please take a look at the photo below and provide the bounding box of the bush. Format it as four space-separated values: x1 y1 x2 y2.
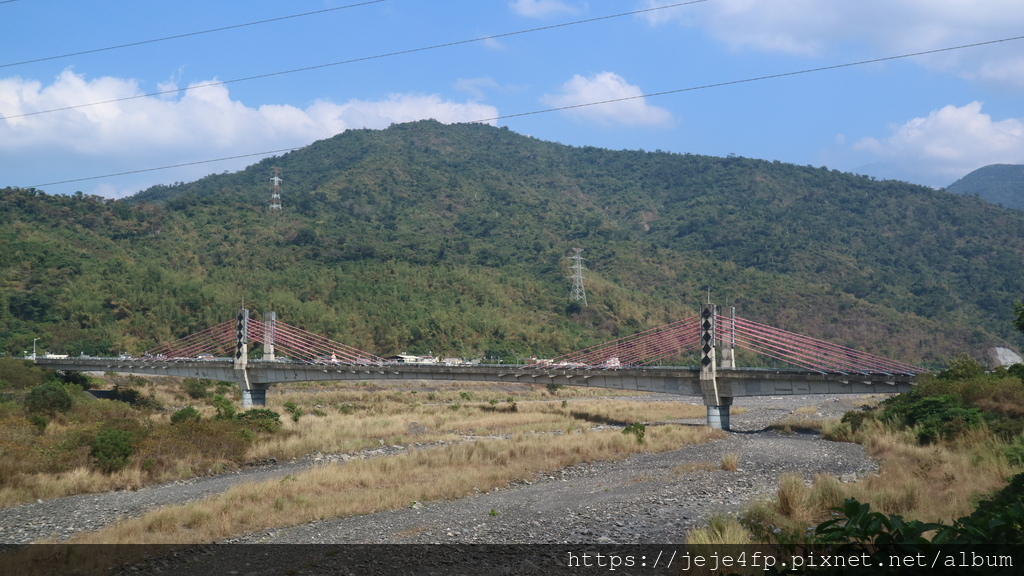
24 381 73 414
623 422 646 444
840 408 875 433
283 400 303 423
882 393 980 444
237 408 281 433
0 358 48 390
57 371 93 390
182 378 212 400
28 413 48 433
1008 363 1024 382
211 394 236 420
170 406 201 425
938 354 987 381
90 427 134 473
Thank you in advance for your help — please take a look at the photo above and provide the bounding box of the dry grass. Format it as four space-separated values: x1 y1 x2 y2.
69 425 722 544
0 375 711 507
686 513 752 545
733 416 1023 545
246 395 707 462
768 416 826 434
844 421 1016 521
720 452 739 472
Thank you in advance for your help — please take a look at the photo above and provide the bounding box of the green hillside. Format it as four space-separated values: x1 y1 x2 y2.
946 164 1024 210
3 120 1024 367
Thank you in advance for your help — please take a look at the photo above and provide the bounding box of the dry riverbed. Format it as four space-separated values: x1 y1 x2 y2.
0 394 880 575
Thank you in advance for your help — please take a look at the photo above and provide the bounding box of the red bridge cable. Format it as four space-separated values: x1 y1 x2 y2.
729 323 882 373
727 316 924 374
536 313 696 362
734 316 923 373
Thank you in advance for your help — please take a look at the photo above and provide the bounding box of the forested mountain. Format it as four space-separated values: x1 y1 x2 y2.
946 164 1024 210
3 120 1024 367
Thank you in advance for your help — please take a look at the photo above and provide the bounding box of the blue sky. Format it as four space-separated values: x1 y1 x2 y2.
3 0 1024 198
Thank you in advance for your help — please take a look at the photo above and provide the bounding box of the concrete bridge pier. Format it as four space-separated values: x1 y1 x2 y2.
233 308 270 409
699 302 731 430
706 397 733 430
241 386 268 409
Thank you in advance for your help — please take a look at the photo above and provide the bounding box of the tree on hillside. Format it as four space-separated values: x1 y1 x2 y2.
1016 302 1024 334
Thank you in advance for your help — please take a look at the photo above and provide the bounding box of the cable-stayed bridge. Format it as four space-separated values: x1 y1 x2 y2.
32 305 924 429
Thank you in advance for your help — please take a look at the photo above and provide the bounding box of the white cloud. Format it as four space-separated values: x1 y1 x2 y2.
853 102 1024 186
509 0 579 18
541 71 673 127
0 70 498 196
639 0 1024 89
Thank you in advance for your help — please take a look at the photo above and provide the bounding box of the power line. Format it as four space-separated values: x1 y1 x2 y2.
2 1 708 121
25 33 1024 190
0 1 388 69
481 33 1024 123
29 148 300 188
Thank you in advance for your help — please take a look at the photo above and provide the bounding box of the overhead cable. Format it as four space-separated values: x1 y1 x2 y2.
0 1 388 69
31 148 301 187
481 34 1024 123
26 34 1024 189
3 1 708 121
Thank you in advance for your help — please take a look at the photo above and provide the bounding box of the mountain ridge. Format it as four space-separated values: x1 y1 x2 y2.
3 120 1023 367
946 164 1024 210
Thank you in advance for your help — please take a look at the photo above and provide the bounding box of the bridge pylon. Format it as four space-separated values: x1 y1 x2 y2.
700 302 732 430
234 309 268 408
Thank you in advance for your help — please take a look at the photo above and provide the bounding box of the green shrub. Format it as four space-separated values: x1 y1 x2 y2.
938 354 987 381
170 406 201 425
1008 363 1024 382
28 413 48 433
24 382 73 414
969 472 1024 526
211 394 236 420
181 378 211 400
882 393 980 444
0 358 48 390
840 409 875 433
623 422 646 444
283 400 303 423
237 408 281 433
90 427 134 473
56 371 93 390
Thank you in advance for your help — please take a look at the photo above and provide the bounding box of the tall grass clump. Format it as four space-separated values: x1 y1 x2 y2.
727 356 1024 552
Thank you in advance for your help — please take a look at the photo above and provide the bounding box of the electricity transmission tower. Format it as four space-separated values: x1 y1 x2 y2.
269 167 282 212
569 248 588 306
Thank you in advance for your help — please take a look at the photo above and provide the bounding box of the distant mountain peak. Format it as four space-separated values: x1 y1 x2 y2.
946 164 1024 210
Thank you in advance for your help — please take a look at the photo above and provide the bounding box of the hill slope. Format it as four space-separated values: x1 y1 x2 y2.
947 164 1024 210
4 120 1024 366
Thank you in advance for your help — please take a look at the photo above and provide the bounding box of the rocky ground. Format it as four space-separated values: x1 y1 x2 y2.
1 394 879 575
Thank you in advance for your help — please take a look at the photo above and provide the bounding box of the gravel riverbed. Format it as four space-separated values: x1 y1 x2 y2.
0 394 876 549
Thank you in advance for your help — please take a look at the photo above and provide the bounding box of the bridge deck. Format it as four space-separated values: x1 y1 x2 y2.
32 358 915 397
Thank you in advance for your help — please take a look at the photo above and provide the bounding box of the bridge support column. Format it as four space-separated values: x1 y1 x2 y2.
699 303 730 429
706 397 733 431
241 386 268 409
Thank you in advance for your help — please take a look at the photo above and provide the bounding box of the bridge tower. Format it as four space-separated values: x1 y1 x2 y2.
262 311 276 361
720 305 736 369
234 309 269 408
700 302 732 430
